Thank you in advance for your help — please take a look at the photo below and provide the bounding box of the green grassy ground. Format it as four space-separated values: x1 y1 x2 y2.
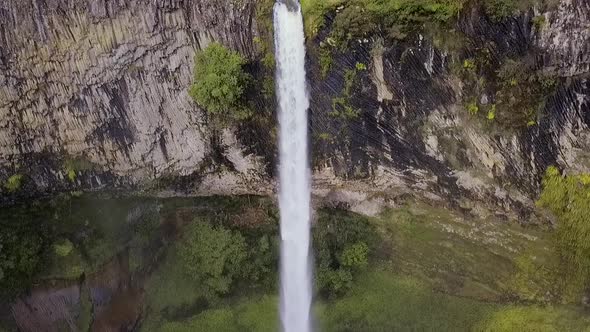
151 267 590 332
140 199 590 332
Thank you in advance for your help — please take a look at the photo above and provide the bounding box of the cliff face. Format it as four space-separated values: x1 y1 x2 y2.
308 0 590 220
0 0 589 220
0 0 270 201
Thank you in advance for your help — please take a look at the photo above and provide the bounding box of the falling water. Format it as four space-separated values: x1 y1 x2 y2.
274 1 313 332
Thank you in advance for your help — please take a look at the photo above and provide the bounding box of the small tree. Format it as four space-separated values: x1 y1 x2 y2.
180 221 247 296
189 42 251 121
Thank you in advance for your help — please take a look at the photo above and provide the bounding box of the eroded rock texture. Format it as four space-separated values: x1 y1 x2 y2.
0 0 589 221
309 1 590 220
0 0 269 201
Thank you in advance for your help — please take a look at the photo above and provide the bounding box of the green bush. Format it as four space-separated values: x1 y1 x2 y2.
313 209 378 298
189 42 251 121
0 229 45 297
53 239 74 257
4 174 23 192
537 166 590 299
180 220 248 296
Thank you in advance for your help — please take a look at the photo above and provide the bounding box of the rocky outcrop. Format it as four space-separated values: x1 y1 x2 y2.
0 0 589 221
308 1 590 220
0 0 270 202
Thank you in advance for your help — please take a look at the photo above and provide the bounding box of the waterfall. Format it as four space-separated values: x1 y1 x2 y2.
273 1 313 332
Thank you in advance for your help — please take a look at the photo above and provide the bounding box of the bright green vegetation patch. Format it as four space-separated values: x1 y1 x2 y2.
162 268 590 332
302 0 467 41
62 155 98 183
536 166 590 300
4 174 23 192
159 296 279 332
189 42 252 122
373 202 543 300
458 53 558 128
319 269 590 332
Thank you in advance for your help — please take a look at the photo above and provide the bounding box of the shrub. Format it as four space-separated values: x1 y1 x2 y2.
0 229 45 298
54 239 74 257
189 42 251 121
467 102 479 115
4 174 23 192
340 242 369 268
179 220 248 296
313 209 378 298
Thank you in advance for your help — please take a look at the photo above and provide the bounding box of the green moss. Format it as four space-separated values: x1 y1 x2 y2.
532 15 547 30
475 306 590 332
355 62 367 71
301 0 345 38
303 0 467 43
537 167 590 300
505 251 560 303
487 104 496 120
458 56 558 128
4 174 23 192
329 67 364 120
467 102 479 115
463 58 476 71
318 132 332 141
67 169 77 182
319 46 333 78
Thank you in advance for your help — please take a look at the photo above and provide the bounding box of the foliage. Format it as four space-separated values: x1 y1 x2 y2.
475 306 590 332
67 169 77 182
313 209 378 298
467 102 479 115
189 42 251 121
0 226 46 298
303 0 467 42
329 67 362 120
340 242 369 268
487 104 496 120
537 166 590 299
459 56 557 128
4 174 23 192
301 0 345 37
483 0 518 20
63 156 96 183
532 15 547 30
158 296 278 332
180 220 248 296
330 4 377 48
483 0 541 21
53 239 74 257
319 46 333 78
463 58 476 71
505 251 560 303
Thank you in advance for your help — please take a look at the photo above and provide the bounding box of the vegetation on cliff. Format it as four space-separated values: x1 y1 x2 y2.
189 43 252 122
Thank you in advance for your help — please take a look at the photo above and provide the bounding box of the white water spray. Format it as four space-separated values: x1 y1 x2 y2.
274 2 312 332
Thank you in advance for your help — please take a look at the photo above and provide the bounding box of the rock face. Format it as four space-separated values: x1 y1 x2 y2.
308 1 590 220
0 0 589 220
0 0 270 202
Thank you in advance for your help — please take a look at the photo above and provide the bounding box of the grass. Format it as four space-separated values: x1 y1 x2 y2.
151 268 590 332
143 199 590 331
372 202 538 300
